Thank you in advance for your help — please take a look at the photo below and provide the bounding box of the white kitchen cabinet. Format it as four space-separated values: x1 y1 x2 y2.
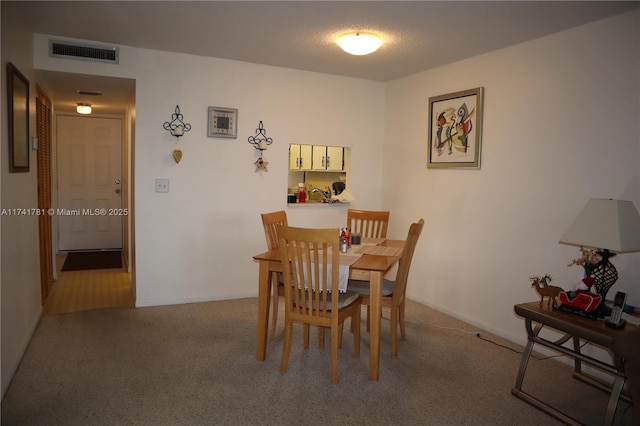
326 146 344 171
312 145 343 171
289 144 312 170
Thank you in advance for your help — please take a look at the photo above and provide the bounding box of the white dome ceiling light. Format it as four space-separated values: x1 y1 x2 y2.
337 32 382 56
76 103 92 114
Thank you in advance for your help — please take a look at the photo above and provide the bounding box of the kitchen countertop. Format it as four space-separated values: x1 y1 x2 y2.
287 201 349 206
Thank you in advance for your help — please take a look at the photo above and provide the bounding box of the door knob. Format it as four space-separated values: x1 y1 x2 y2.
115 189 121 194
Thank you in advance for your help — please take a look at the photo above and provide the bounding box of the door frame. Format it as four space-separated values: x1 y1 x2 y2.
35 71 136 305
49 108 136 295
36 86 54 303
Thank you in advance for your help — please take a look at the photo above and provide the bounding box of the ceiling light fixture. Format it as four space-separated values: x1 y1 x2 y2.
337 32 382 56
76 103 92 114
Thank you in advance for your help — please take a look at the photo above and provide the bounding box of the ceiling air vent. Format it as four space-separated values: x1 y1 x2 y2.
49 40 119 64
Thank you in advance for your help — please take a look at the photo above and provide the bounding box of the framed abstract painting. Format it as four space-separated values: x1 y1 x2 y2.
427 87 484 169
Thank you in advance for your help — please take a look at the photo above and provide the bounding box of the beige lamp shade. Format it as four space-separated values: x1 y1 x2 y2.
559 198 640 253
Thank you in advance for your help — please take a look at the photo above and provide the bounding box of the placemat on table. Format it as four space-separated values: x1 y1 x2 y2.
360 237 386 245
353 245 403 257
324 247 363 266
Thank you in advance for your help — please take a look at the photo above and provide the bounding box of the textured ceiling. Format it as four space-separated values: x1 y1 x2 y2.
4 1 639 114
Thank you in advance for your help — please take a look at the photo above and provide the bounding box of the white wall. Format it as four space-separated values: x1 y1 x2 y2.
33 35 386 307
383 10 640 345
1 10 42 396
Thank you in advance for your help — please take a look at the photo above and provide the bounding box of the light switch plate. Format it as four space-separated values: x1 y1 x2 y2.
155 178 169 193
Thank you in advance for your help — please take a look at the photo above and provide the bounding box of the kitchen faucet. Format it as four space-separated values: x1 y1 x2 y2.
312 187 332 201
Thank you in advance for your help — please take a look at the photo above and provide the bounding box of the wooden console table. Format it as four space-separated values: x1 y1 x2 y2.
512 302 637 425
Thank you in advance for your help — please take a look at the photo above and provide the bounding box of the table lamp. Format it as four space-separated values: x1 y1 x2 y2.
559 198 640 316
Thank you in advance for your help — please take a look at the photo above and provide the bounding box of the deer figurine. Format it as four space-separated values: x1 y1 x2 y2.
530 275 563 309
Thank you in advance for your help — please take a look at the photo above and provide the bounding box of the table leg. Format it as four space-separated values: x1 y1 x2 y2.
572 335 582 375
369 270 382 381
256 259 271 361
513 335 535 392
604 376 625 426
513 312 626 424
512 322 582 425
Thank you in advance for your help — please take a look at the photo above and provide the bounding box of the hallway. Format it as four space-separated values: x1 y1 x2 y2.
43 254 134 314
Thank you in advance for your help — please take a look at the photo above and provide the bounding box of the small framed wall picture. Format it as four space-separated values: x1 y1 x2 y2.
208 106 237 138
7 62 30 173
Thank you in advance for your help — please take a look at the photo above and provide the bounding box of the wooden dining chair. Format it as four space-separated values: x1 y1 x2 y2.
261 211 288 340
346 209 390 238
347 218 424 357
276 224 362 383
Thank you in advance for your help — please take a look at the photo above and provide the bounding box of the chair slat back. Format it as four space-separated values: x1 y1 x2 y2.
393 219 425 304
347 209 390 238
261 211 288 250
276 225 340 319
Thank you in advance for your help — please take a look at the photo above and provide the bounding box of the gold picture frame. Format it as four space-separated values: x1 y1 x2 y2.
427 87 483 169
7 62 30 173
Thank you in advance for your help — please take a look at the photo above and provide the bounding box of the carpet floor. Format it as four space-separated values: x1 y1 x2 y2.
1 299 634 425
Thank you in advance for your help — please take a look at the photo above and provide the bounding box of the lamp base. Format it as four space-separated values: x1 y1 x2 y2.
592 250 618 318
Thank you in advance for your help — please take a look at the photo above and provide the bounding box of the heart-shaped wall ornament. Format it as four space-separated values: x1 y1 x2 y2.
172 149 183 164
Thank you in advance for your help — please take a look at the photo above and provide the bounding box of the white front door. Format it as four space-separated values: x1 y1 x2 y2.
57 115 123 251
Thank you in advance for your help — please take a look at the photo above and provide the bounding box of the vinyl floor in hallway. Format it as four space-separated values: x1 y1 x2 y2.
43 254 134 314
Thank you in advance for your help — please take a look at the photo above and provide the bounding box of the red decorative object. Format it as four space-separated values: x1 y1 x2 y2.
559 291 602 312
558 277 602 312
298 185 306 203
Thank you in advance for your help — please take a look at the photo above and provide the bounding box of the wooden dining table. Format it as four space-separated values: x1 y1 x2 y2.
252 238 404 381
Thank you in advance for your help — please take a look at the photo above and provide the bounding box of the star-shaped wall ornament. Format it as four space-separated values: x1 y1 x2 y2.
254 157 269 172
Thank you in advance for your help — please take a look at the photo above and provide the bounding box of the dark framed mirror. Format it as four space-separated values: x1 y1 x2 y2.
7 62 30 173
